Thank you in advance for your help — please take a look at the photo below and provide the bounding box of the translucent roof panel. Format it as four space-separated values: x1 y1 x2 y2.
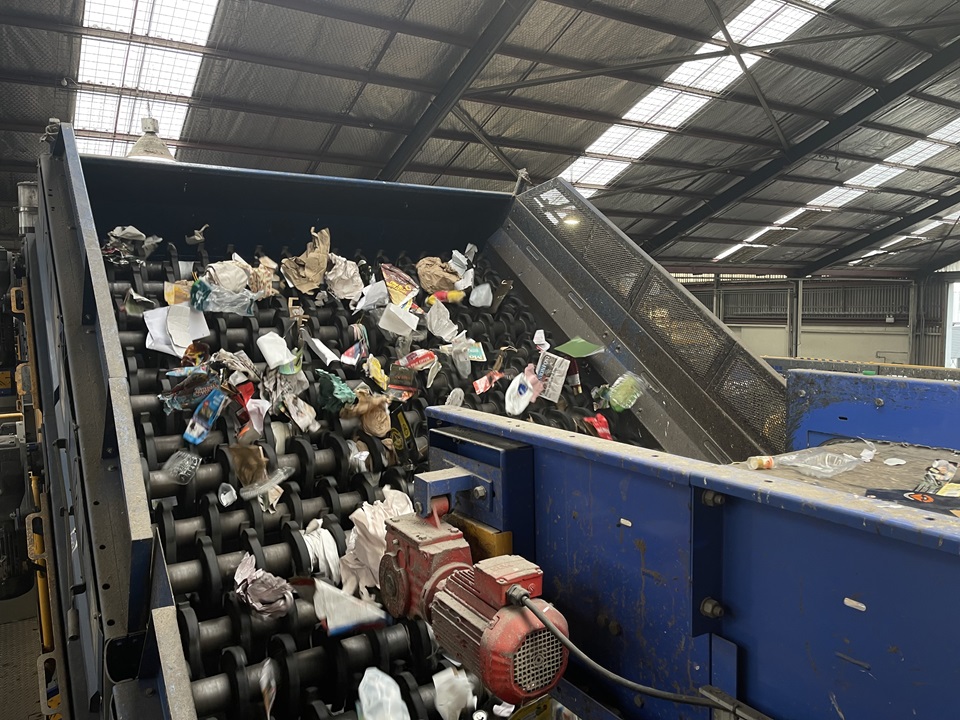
132 0 219 45
83 0 219 45
73 91 120 133
623 88 710 129
586 126 667 160
809 186 866 208
83 0 136 33
117 96 189 138
122 45 204 96
845 165 906 188
885 140 942 167
75 137 136 157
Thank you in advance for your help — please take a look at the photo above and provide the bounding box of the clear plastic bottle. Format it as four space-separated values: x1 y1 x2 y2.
608 372 646 412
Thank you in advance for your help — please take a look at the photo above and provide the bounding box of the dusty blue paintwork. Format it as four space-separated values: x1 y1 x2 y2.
787 369 960 451
426 405 960 720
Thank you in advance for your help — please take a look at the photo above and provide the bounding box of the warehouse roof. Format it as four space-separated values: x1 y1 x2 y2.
3 0 960 277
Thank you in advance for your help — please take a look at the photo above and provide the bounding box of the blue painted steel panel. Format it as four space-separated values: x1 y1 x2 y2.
787 369 960 451
428 406 960 720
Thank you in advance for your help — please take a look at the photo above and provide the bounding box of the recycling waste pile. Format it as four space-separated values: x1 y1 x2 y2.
104 219 638 719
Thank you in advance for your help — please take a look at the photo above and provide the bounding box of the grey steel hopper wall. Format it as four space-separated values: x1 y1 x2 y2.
489 179 786 461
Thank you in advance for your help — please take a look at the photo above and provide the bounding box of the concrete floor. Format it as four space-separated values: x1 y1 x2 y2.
0 585 44 720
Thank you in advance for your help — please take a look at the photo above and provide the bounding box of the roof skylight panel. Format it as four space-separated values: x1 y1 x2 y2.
577 160 633 186
714 243 746 261
74 91 121 132
78 39 131 87
76 0 219 157
929 117 960 144
122 45 204 96
83 0 136 33
559 0 836 199
586 125 640 156
75 137 136 157
623 88 710 129
775 208 807 225
809 186 866 207
117 96 189 138
134 0 219 45
885 140 942 167
845 165 905 188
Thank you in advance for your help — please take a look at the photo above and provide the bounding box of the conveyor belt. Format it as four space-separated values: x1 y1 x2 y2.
488 179 787 462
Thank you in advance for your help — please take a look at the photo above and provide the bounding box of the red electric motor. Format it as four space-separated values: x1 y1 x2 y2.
379 503 473 621
430 555 570 706
380 506 570 704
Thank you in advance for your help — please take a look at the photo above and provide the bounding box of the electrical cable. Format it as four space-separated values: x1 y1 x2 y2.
507 587 723 711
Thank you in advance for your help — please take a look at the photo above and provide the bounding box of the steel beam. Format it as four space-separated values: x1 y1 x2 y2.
704 0 789 150
2 11 955 157
376 0 536 181
642 38 960 254
3 124 522 184
801 193 960 275
0 12 435 94
450 105 521 177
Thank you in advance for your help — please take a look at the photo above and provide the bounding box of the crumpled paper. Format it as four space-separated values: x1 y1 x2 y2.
122 287 156 317
257 332 296 369
249 255 278 297
260 367 309 412
416 257 459 293
284 393 321 433
326 253 364 301
339 385 391 437
339 488 414 600
234 552 294 617
281 227 330 294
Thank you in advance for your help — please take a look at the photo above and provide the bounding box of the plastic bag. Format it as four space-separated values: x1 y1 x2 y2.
746 447 862 479
191 278 260 316
312 579 389 637
504 364 543 416
238 465 296 501
302 518 342 583
426 301 459 342
162 450 201 485
469 283 493 308
433 667 476 720
203 259 249 292
339 488 414 600
357 668 410 720
234 553 294 617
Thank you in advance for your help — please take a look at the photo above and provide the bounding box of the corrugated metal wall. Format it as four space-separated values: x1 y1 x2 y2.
682 278 949 366
914 278 948 366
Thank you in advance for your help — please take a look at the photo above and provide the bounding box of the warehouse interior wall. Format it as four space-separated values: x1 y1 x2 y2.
684 278 945 366
728 324 911 363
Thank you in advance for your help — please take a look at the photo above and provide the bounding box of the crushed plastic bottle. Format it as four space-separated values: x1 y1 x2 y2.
608 372 646 412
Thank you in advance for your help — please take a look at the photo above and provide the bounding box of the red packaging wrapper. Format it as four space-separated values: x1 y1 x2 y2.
397 349 438 371
583 413 612 440
473 370 504 395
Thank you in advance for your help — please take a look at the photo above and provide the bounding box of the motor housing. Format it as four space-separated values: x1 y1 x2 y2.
379 511 472 620
430 555 569 705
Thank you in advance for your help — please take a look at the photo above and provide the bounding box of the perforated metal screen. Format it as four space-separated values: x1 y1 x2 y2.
517 178 787 455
